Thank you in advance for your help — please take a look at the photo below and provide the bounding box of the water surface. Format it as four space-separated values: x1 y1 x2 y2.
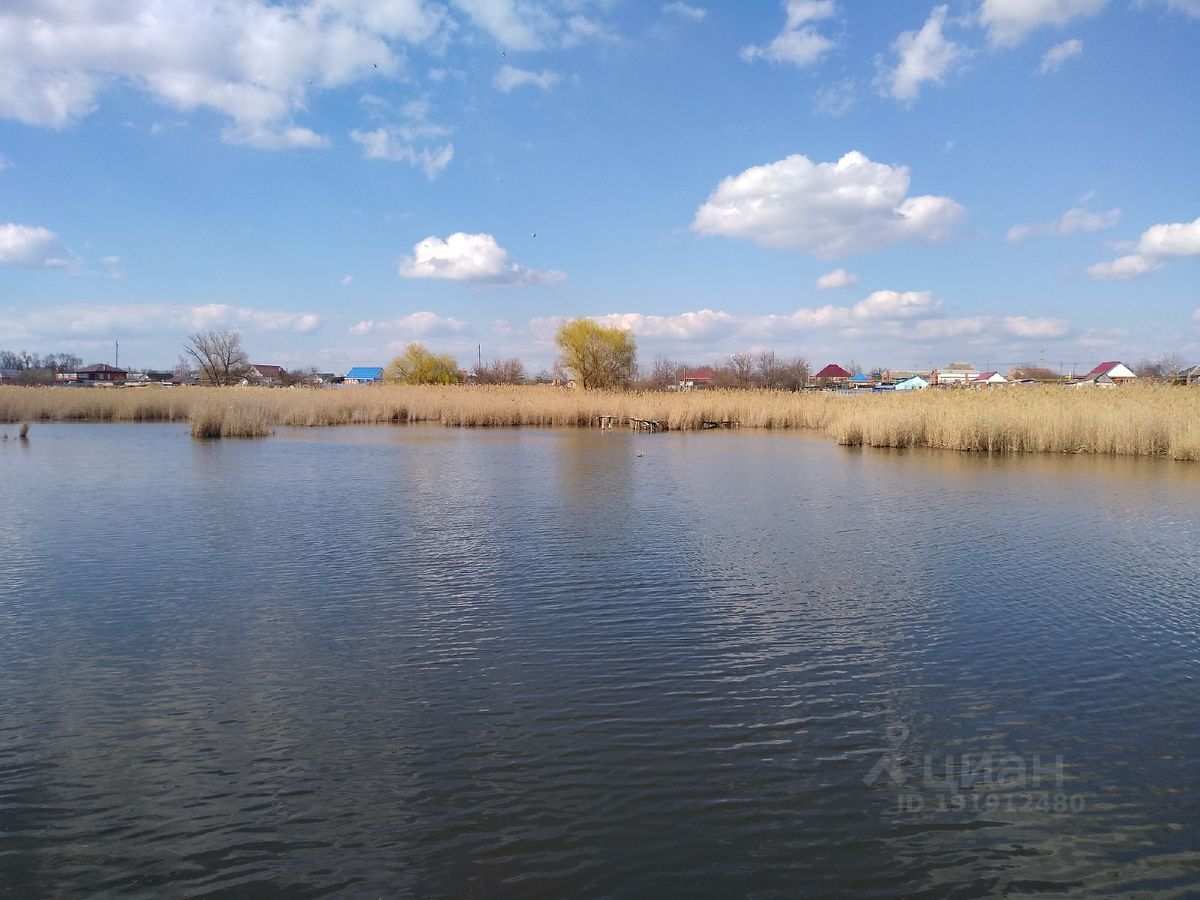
2 424 1198 897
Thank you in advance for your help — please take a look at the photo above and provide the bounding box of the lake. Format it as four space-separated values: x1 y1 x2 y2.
1 423 1198 897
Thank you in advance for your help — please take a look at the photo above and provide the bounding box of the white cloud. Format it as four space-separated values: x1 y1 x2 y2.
813 79 857 116
493 64 561 93
552 294 1069 351
341 275 354 287
877 5 967 103
1037 38 1083 73
1136 217 1200 257
349 311 467 336
351 128 454 179
0 152 10 170
0 303 320 342
399 232 565 286
1088 216 1200 280
100 255 125 280
1087 254 1165 280
692 150 966 259
663 3 707 21
1007 205 1119 241
451 0 551 50
980 0 1107 46
0 0 448 145
0 224 65 267
1158 0 1200 17
741 0 838 68
816 267 858 289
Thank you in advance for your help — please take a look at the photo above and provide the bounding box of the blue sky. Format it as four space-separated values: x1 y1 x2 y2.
2 0 1198 375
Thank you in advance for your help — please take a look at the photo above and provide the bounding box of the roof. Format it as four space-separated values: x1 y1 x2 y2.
815 363 852 378
252 364 287 380
345 366 384 380
849 372 873 382
678 368 713 380
78 363 128 374
973 371 997 380
1085 361 1135 377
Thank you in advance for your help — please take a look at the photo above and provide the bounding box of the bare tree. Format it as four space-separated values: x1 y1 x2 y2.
184 330 251 386
476 358 527 384
777 356 810 391
754 350 780 389
727 352 755 388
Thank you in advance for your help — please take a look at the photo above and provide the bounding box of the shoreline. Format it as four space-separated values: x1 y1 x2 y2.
2 383 1198 459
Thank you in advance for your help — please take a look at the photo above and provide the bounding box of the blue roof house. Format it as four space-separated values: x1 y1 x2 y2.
345 366 384 384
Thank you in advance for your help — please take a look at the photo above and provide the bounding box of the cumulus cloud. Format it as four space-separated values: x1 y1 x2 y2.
1038 38 1083 73
877 5 967 103
740 0 838 68
0 0 448 146
1007 204 1119 241
399 232 565 286
493 64 561 92
980 0 1107 46
348 311 467 336
0 224 65 267
1088 216 1200 280
341 275 354 287
663 3 707 21
692 150 966 258
816 267 858 289
452 0 614 51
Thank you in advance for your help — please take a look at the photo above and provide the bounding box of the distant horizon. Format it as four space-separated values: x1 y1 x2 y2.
3 1 1198 374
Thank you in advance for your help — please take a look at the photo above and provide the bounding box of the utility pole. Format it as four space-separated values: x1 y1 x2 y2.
115 340 119 368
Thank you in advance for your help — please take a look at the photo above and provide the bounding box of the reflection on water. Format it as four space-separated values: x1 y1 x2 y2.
1 424 1198 897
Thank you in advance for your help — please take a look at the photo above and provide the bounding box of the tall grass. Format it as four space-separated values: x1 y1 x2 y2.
1 383 1197 458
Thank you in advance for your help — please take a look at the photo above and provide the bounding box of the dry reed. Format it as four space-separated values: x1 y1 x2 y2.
1 383 1197 459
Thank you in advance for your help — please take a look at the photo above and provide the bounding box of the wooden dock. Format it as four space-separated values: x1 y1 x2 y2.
597 415 667 433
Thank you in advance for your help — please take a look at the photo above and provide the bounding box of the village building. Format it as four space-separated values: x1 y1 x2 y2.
1176 364 1200 385
75 363 128 384
1082 361 1136 384
677 368 713 390
894 375 929 391
971 371 1008 386
344 366 384 384
848 372 875 389
249 364 288 385
814 363 852 388
931 362 977 386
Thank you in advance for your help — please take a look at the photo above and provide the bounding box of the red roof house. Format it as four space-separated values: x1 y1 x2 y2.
815 363 852 380
677 368 713 389
1083 361 1136 383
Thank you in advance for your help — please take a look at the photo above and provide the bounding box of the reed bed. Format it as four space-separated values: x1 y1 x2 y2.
1 383 1197 458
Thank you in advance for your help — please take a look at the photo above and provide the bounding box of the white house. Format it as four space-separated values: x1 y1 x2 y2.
1081 361 1136 384
894 375 929 391
932 362 977 385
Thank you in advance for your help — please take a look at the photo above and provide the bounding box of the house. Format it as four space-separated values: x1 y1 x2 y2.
894 375 929 391
972 371 1008 386
1175 364 1200 385
76 363 128 384
848 372 875 389
1082 361 1136 384
249 364 288 385
344 366 384 384
677 368 713 390
0 368 24 384
931 362 977 386
814 363 852 388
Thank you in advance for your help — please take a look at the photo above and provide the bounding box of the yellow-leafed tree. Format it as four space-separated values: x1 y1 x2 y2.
384 343 462 385
554 319 637 390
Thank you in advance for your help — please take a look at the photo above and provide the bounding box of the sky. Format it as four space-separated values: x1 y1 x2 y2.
2 0 1199 376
